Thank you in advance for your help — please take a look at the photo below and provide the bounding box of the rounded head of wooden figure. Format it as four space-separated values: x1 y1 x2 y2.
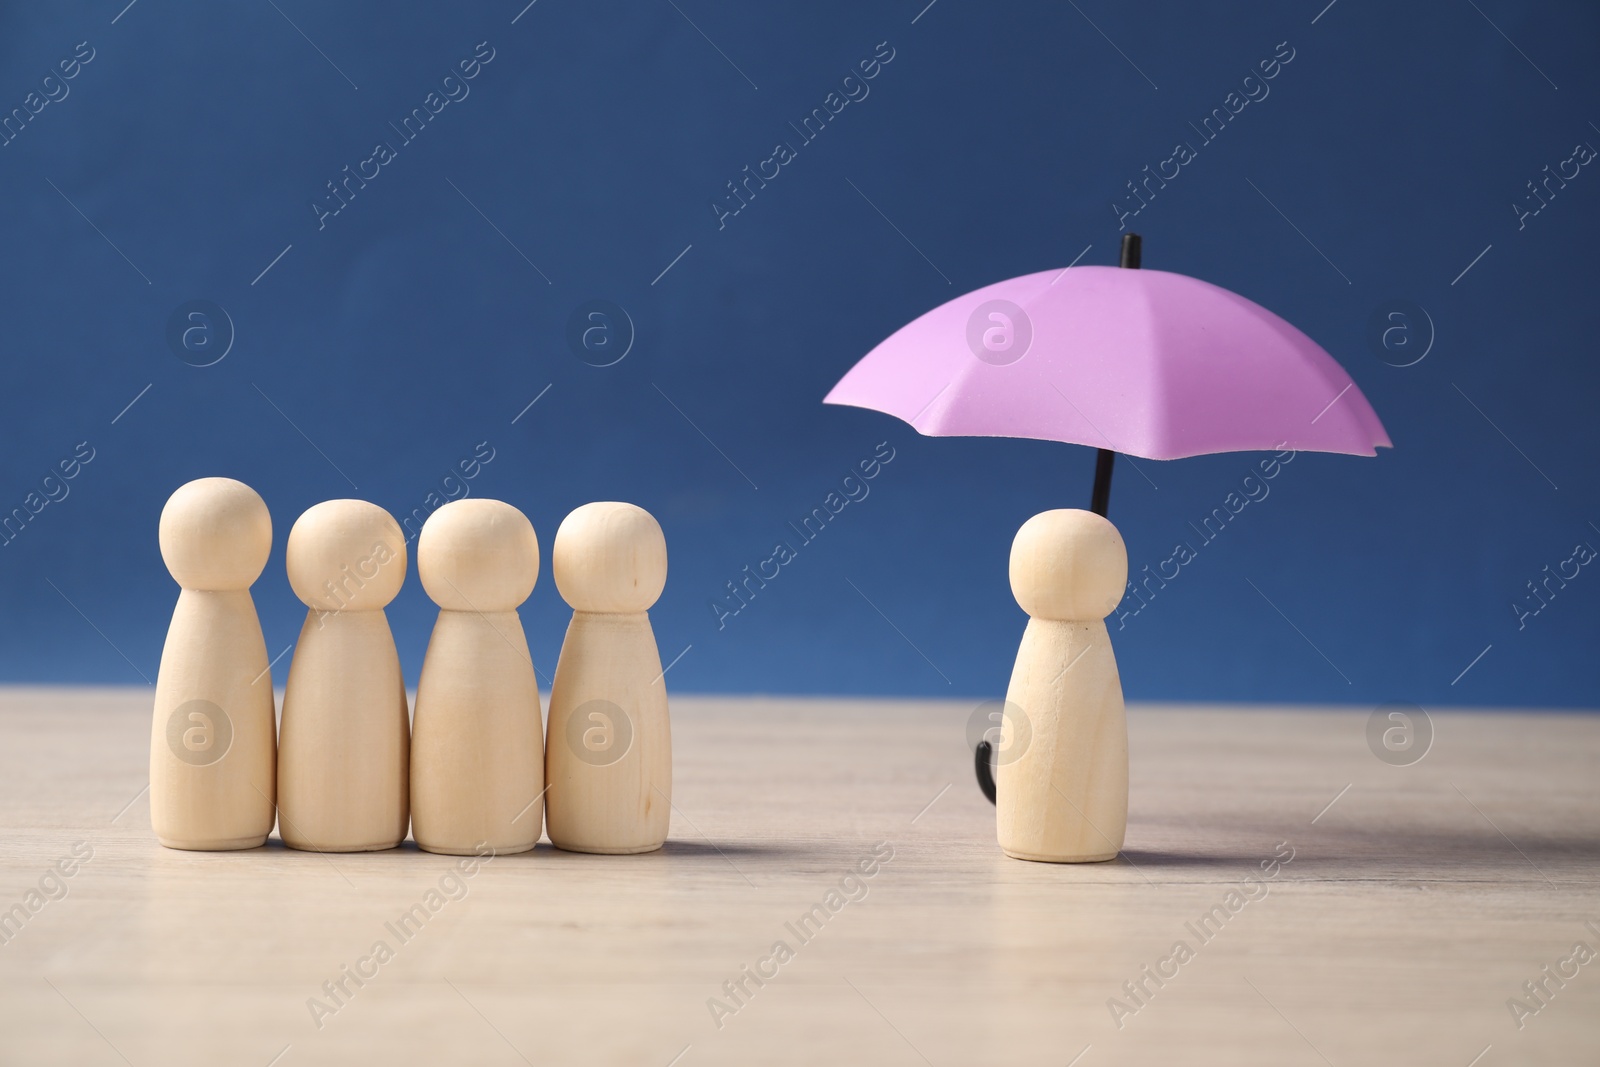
552 501 667 613
286 499 407 612
1009 509 1128 621
417 499 539 612
159 477 272 591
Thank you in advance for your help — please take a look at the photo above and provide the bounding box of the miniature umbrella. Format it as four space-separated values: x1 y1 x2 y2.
822 235 1390 800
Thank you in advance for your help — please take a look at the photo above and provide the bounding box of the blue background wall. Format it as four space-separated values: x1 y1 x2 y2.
1 1 1595 708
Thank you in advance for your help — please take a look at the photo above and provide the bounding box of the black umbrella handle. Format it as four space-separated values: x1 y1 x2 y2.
975 741 997 804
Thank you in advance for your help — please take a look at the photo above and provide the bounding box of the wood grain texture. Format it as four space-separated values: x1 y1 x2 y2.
150 590 277 851
410 610 543 856
277 612 410 853
2 688 1597 1066
544 611 672 854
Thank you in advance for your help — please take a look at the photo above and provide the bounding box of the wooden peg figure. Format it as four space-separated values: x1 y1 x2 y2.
277 500 410 852
996 509 1129 863
411 499 545 856
150 478 278 850
545 502 672 854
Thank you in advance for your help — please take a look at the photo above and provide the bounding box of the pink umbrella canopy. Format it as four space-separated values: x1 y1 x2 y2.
825 260 1391 461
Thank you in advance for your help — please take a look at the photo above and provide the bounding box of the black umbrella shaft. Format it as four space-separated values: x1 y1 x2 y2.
1090 449 1115 516
984 233 1142 805
1088 233 1141 518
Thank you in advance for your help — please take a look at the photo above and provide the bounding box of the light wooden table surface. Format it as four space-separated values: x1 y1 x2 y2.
0 688 1595 1066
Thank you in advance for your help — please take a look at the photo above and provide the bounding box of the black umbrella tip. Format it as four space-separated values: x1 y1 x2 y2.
1120 233 1142 270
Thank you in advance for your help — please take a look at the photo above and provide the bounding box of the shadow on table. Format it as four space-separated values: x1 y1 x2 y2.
1119 849 1262 868
1122 827 1600 881
657 839 812 859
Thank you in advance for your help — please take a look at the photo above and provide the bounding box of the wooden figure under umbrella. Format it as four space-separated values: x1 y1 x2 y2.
824 235 1390 860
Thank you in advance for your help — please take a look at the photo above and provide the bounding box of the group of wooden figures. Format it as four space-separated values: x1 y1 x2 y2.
150 478 671 857
149 476 1133 867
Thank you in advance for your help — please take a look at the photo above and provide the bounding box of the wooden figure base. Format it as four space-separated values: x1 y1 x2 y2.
281 839 403 853
552 841 665 856
1001 847 1119 864
416 841 535 857
157 834 268 852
